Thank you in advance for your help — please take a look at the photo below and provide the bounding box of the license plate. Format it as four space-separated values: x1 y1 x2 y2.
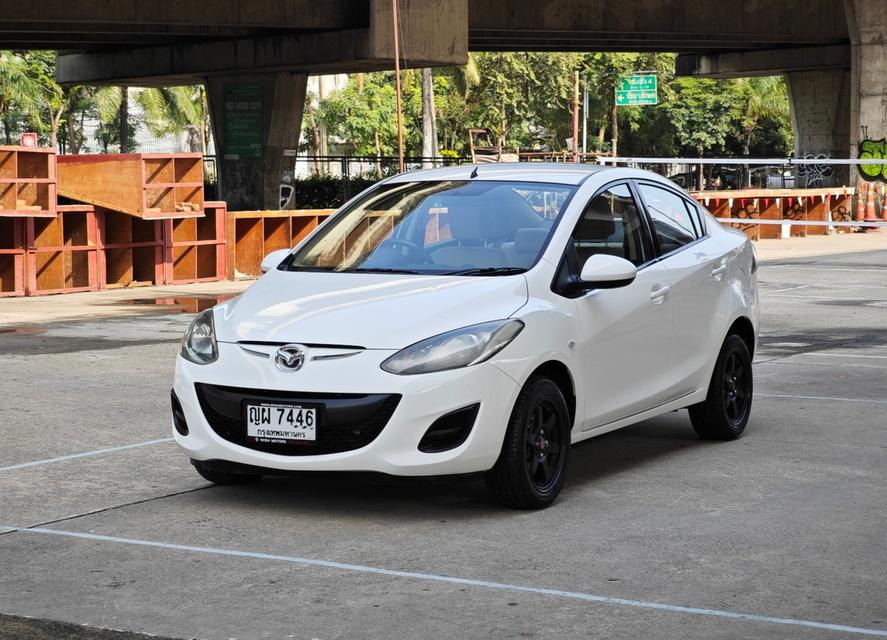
246 403 317 443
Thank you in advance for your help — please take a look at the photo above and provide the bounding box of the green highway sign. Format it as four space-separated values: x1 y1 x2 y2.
615 74 658 106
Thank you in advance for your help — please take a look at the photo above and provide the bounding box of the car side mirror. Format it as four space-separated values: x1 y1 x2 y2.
260 248 291 274
578 254 637 289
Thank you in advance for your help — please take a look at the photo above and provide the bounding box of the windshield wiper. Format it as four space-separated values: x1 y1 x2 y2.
445 267 527 276
339 267 422 274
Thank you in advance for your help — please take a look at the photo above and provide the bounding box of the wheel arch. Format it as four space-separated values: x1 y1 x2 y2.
528 360 576 428
727 315 756 358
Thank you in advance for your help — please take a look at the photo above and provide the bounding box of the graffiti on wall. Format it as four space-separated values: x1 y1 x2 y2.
858 134 887 182
797 154 834 187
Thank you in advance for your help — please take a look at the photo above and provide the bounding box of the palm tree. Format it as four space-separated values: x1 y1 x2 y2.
0 51 46 144
735 77 790 185
137 86 208 152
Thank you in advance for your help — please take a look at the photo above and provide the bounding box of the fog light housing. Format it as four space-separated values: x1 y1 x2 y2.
171 390 189 436
418 404 480 453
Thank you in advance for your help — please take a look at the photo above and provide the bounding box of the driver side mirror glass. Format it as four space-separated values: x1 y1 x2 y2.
579 254 637 289
260 248 291 273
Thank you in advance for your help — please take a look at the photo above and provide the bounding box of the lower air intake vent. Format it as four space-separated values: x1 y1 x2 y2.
418 404 480 453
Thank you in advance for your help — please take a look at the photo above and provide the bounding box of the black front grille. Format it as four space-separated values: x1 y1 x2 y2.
195 383 401 456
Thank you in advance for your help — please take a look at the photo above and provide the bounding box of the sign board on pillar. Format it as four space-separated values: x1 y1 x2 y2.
223 84 263 159
615 75 658 106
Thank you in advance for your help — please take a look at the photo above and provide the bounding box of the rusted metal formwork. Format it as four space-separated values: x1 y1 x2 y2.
57 153 204 220
0 145 57 219
226 210 334 280
26 204 99 295
163 201 228 285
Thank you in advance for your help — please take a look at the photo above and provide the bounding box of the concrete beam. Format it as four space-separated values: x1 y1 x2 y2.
0 1 365 29
469 0 848 52
56 0 467 85
675 46 850 79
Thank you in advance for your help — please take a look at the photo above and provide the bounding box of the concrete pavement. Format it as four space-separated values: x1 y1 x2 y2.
0 244 885 640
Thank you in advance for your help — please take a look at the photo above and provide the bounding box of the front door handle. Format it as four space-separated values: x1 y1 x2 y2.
650 285 669 303
711 264 727 278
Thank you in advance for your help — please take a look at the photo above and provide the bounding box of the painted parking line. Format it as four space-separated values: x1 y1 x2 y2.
794 352 887 360
3 526 886 638
757 393 887 405
0 438 175 472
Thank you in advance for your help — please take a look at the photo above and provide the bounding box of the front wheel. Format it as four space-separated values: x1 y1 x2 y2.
689 335 753 440
485 377 571 509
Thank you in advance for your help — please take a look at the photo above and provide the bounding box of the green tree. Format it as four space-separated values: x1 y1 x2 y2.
665 78 741 188
0 50 48 144
137 86 209 152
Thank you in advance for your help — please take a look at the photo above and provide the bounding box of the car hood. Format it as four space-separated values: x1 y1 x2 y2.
214 270 529 349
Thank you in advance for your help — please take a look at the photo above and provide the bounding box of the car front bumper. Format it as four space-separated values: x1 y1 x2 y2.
172 342 521 476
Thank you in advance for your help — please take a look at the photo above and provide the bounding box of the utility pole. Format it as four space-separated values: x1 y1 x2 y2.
572 70 580 163
582 74 588 156
392 0 405 173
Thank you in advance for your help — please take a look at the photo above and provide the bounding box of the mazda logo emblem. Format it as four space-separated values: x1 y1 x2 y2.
274 344 307 372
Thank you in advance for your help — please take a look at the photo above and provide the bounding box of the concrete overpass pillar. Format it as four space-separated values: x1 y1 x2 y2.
785 70 851 186
205 72 307 211
845 0 887 183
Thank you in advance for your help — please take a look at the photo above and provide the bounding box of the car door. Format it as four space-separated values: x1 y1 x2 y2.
634 181 728 399
566 182 676 431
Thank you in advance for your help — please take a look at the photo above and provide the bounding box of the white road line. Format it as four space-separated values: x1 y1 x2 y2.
0 438 175 472
795 352 887 360
2 526 884 638
757 393 887 405
766 284 810 294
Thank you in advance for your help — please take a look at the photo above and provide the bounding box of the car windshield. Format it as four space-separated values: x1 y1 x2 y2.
283 180 576 275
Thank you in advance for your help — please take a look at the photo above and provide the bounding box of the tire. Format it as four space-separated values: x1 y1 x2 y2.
689 335 753 440
192 460 263 485
485 376 571 509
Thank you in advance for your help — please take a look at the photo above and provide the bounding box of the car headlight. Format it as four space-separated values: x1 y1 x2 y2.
180 309 218 365
381 319 524 375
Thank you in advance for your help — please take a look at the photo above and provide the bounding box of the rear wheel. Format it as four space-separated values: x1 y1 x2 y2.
485 377 571 509
689 335 753 440
192 460 263 485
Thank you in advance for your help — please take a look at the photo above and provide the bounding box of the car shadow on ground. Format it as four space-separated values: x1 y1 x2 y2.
199 411 707 519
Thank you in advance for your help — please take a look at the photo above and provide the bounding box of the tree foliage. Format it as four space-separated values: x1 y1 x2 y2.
313 52 793 162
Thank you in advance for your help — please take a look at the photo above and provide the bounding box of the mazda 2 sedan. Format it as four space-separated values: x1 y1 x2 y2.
172 164 759 509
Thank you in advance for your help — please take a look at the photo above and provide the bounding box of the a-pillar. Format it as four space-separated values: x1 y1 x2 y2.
205 72 307 211
845 0 887 185
785 70 851 187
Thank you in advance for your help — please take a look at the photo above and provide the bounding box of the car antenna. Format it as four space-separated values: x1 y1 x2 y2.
469 166 479 179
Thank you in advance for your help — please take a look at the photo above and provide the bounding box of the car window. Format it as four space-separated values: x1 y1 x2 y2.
637 183 698 254
284 180 576 275
570 183 648 267
685 201 707 236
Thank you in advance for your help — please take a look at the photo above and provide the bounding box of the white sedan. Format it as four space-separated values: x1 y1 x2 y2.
172 164 759 509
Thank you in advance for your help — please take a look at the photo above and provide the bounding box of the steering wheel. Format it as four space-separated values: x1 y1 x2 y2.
378 238 433 264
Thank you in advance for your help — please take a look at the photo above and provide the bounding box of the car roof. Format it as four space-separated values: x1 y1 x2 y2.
384 162 615 186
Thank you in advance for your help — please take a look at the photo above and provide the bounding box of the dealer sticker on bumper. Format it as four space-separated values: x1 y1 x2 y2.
246 403 316 443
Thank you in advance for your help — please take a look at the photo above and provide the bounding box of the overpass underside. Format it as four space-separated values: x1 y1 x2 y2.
1 0 882 208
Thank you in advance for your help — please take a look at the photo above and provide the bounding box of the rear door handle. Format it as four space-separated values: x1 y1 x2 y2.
650 285 669 303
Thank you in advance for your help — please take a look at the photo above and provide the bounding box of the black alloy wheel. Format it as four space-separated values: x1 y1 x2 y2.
524 398 564 493
689 334 753 440
486 377 571 509
722 350 751 427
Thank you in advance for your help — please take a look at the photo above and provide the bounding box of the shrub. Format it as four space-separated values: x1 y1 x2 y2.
293 174 379 209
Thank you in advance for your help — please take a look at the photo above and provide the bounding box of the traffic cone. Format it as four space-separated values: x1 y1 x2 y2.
864 181 880 231
855 182 867 221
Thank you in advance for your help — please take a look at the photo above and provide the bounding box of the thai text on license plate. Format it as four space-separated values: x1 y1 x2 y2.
246 403 316 443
